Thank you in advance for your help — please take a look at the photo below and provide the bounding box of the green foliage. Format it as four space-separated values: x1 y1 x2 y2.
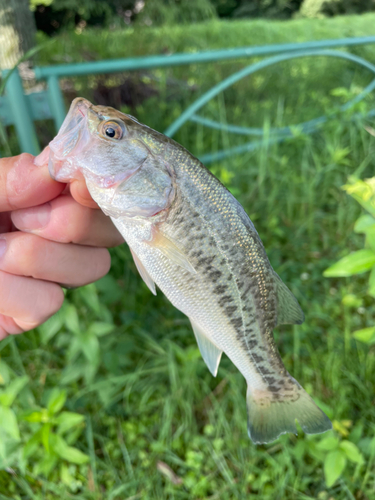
231 0 304 19
30 0 375 35
0 362 88 478
316 433 364 487
136 0 217 26
32 0 216 34
352 326 375 344
213 0 375 22
22 388 89 474
32 0 136 35
2 101 375 497
3 13 375 500
324 177 375 348
31 14 375 158
30 0 53 10
211 0 241 17
324 177 375 301
300 0 375 19
324 248 375 276
0 375 28 443
35 12 375 61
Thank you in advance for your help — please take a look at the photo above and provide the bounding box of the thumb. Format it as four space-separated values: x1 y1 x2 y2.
0 153 65 212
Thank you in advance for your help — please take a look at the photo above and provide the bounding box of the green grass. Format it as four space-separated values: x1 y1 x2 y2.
1 109 375 499
5 13 375 156
29 12 375 154
36 13 375 63
1 14 375 500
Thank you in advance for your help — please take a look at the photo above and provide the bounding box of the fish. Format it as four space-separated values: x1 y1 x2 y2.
41 97 332 444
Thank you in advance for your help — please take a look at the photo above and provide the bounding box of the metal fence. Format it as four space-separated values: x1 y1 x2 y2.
1 36 375 160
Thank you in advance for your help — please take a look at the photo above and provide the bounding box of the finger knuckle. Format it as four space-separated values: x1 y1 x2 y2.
96 249 111 278
16 235 45 273
33 284 65 324
18 153 33 163
49 196 87 243
63 204 94 244
45 284 65 316
111 230 125 247
73 210 94 243
85 249 111 284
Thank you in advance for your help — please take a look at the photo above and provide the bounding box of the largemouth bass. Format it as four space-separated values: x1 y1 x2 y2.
42 97 332 444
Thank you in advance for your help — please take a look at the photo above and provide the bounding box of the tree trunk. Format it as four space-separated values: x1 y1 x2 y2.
0 0 36 70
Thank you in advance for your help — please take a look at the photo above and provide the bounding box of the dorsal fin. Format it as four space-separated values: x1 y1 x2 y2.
189 319 222 377
273 271 304 326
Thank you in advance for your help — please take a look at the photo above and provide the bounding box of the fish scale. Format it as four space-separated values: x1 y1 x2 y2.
44 97 332 444
164 151 289 389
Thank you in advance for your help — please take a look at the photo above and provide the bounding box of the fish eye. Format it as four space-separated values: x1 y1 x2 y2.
100 120 124 140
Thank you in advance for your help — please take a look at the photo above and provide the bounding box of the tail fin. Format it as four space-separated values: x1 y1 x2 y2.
247 384 332 444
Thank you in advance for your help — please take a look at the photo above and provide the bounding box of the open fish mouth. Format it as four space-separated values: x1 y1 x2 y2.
46 97 148 192
58 98 90 140
48 98 93 182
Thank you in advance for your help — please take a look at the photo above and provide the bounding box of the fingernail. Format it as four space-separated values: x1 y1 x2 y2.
12 203 51 230
0 239 6 260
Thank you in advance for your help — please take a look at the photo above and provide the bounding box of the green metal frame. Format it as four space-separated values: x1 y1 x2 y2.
1 70 40 155
1 36 375 157
166 49 375 164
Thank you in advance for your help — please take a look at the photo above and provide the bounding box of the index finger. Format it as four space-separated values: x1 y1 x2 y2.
0 153 65 212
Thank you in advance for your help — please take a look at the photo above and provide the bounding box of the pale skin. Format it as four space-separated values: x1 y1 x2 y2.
0 152 124 340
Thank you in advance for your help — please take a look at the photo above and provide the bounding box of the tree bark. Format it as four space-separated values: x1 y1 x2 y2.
0 0 36 70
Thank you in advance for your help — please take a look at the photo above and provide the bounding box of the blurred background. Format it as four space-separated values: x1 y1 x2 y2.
1 1 375 499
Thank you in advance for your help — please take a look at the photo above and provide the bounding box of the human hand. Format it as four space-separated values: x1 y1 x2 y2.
0 152 123 340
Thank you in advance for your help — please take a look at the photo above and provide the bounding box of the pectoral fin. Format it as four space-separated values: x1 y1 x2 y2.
147 229 196 274
273 271 304 326
189 319 222 377
130 248 157 295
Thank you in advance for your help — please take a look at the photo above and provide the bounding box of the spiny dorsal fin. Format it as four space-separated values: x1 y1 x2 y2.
273 271 304 326
189 319 222 377
130 248 157 295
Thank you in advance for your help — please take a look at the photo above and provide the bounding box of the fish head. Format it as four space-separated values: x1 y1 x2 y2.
47 97 174 219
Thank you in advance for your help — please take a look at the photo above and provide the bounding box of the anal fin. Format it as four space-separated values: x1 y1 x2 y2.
189 319 222 377
130 248 157 295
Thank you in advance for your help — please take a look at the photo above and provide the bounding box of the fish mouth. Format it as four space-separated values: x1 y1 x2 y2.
47 97 148 194
48 98 95 182
58 97 91 139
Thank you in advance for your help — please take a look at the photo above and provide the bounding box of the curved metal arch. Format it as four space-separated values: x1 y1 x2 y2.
197 106 375 164
191 72 375 138
163 49 375 141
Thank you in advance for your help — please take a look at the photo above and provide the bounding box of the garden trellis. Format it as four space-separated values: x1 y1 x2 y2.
1 36 375 160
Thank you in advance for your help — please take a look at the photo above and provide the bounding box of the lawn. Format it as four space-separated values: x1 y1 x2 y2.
1 13 375 500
